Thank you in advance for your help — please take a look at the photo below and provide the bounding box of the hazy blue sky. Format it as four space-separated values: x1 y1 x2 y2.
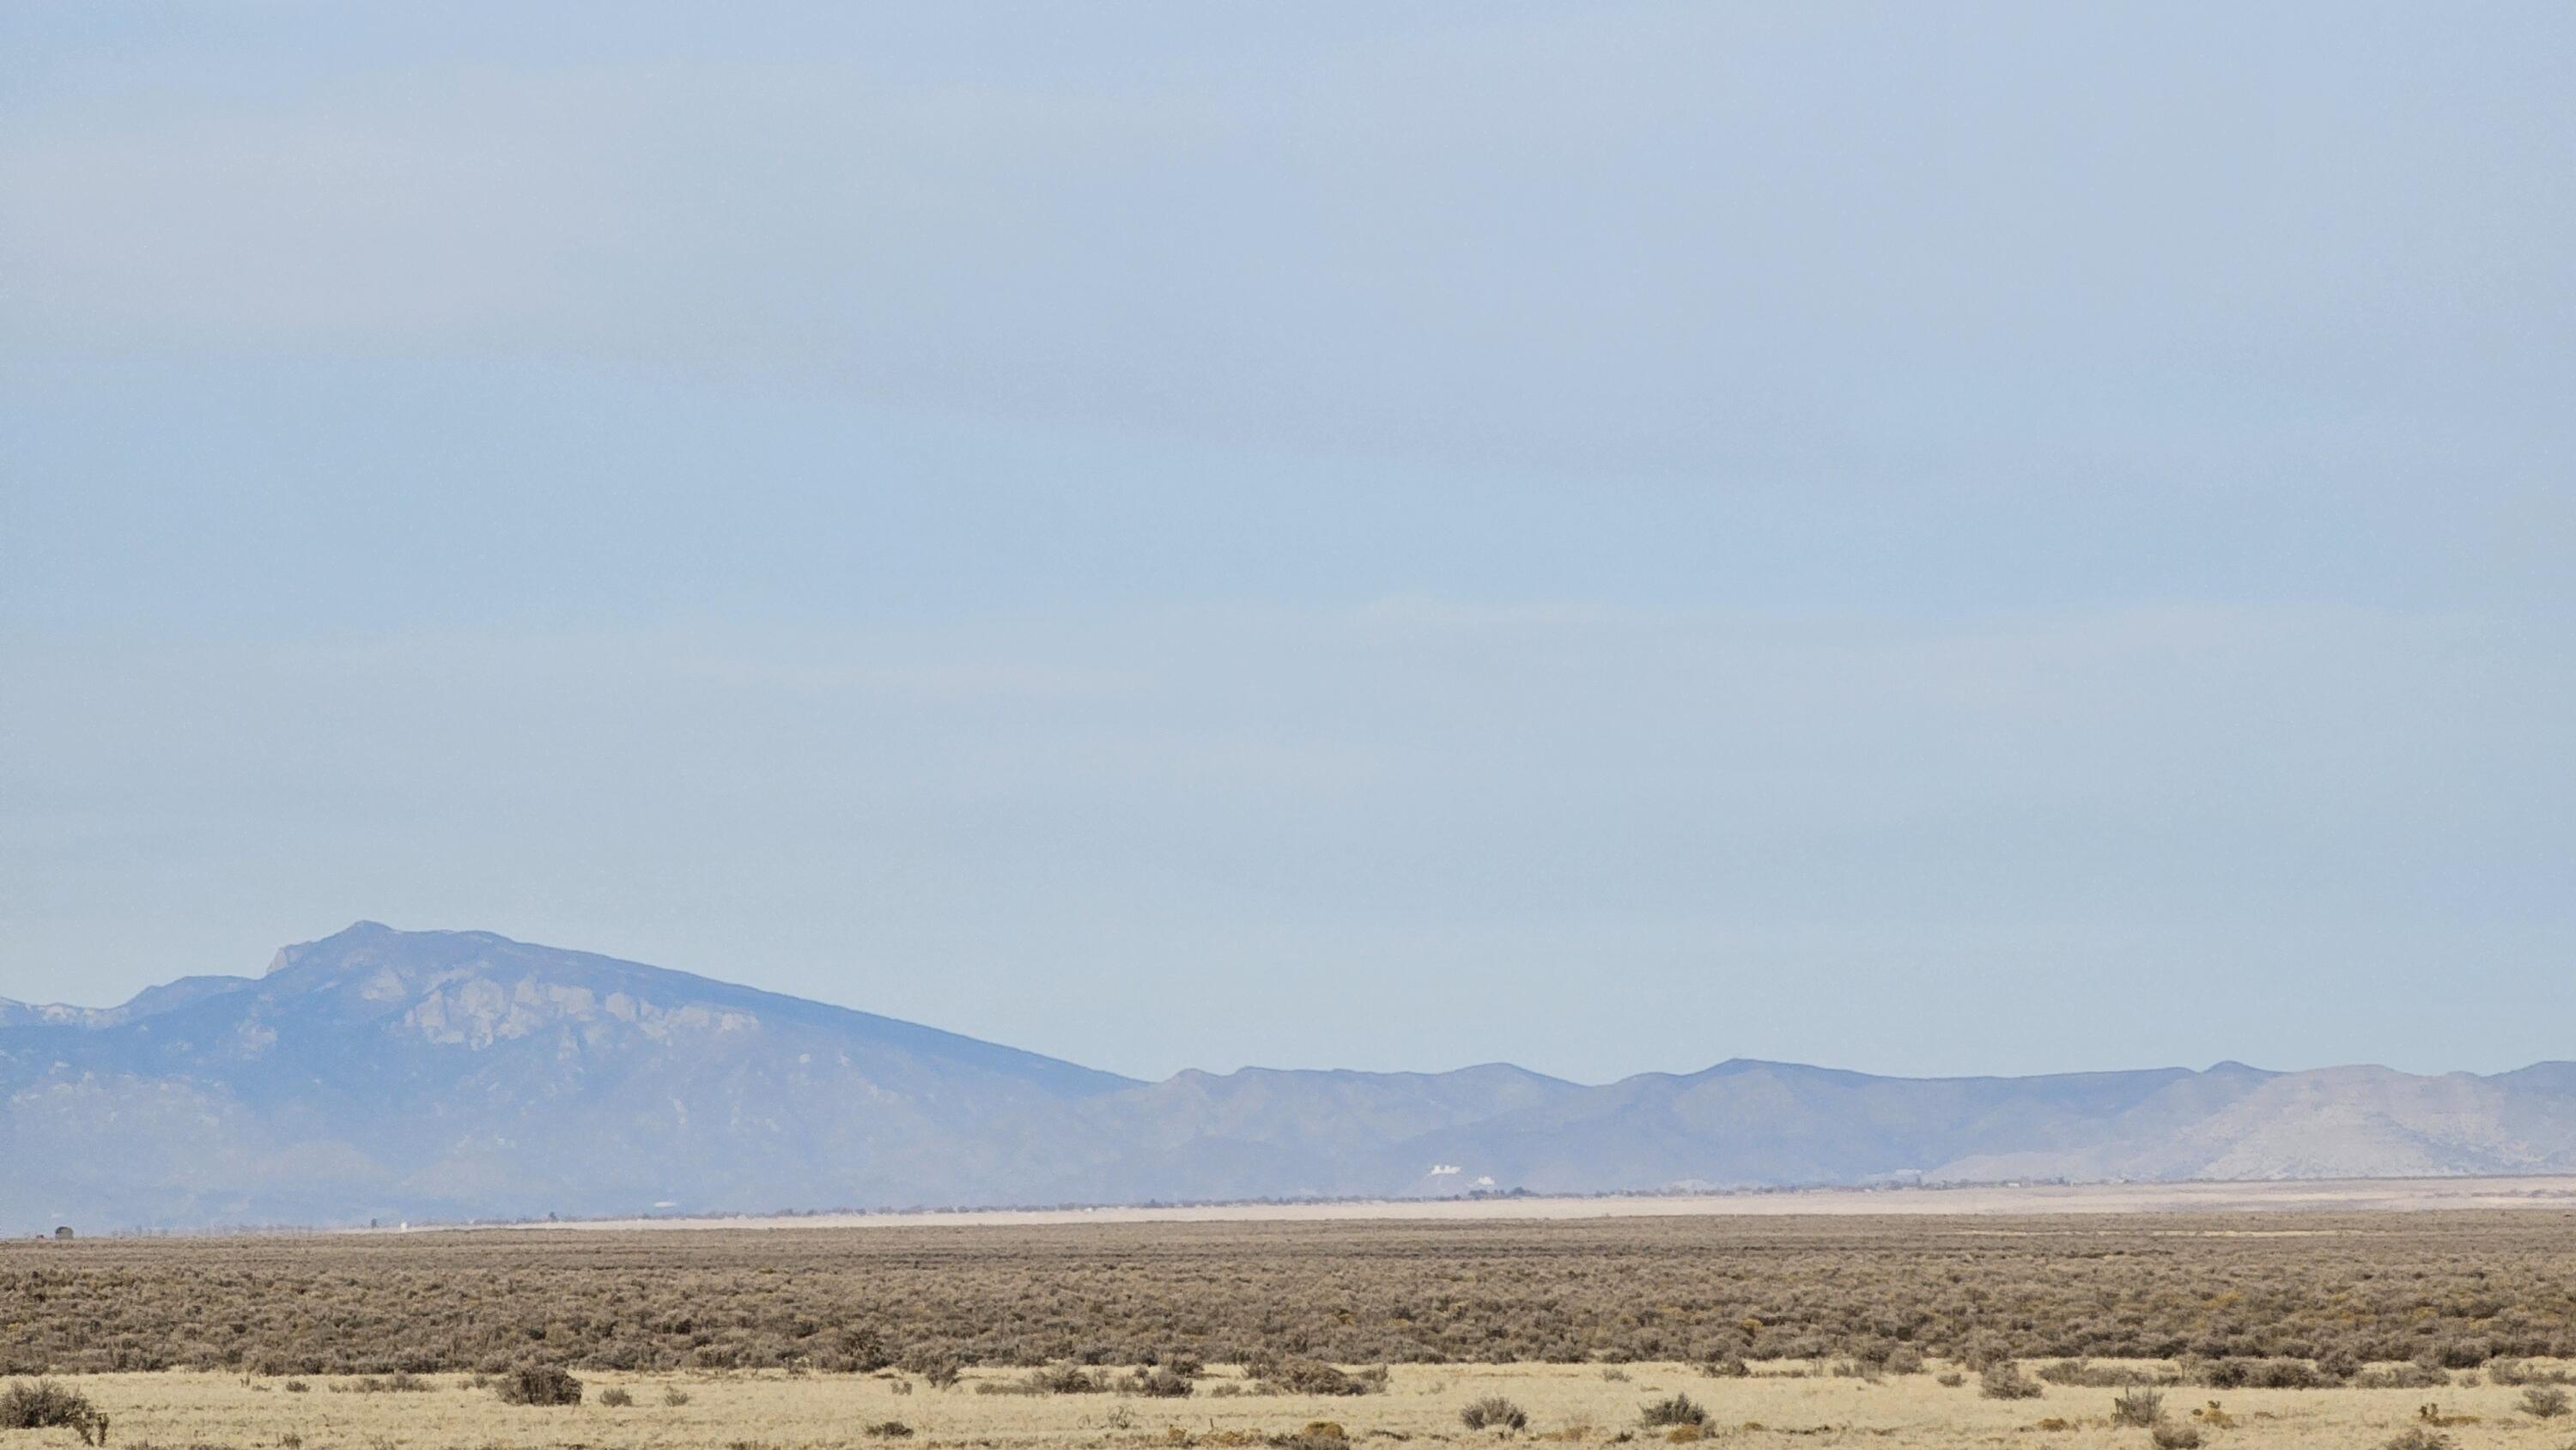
4 3 2570 1083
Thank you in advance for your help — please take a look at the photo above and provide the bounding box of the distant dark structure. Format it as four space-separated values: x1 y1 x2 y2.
54 1225 74 1240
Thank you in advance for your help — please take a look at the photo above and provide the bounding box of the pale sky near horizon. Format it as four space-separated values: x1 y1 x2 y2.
3 3 2571 1085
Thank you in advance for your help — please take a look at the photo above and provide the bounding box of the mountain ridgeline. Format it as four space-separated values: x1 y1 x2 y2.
5 924 2573 1230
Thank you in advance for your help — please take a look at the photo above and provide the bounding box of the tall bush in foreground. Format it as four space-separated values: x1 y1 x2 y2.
0 1381 105 1446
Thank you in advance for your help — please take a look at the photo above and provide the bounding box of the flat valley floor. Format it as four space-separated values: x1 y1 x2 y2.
531 1174 2576 1232
8 1208 2576 1449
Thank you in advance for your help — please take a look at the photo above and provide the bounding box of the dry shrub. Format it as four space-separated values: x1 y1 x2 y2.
662 1386 692 1406
1255 1359 1385 1397
1637 1394 1705 1428
2522 1386 2573 1418
898 1350 961 1390
1 1380 106 1444
2491 1359 2576 1386
1123 1368 1195 1398
598 1387 634 1407
2148 1423 2202 1450
495 1365 582 1406
2195 1356 2333 1389
1461 1396 1528 1431
1957 1334 2014 1371
1979 1362 2043 1400
2110 1387 2165 1427
2044 1360 2170 1388
2354 1364 2452 1390
1023 1364 1109 1394
11 1215 2576 1378
2382 1430 2453 1450
831 1328 894 1374
864 1421 915 1438
2421 1339 2494 1369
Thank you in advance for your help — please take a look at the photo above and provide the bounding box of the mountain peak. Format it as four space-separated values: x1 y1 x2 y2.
11 925 2576 1232
267 919 398 974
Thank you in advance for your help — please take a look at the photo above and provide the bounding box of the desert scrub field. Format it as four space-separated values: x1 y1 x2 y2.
6 1214 2575 1376
9 1360 2576 1450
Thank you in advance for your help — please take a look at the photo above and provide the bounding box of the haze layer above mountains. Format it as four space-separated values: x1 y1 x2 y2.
6 924 2572 1230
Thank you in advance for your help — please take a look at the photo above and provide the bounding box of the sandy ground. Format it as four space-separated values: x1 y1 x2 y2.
487 1174 2576 1234
33 1362 2576 1450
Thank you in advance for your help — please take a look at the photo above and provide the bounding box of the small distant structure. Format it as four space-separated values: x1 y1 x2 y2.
53 1225 74 1241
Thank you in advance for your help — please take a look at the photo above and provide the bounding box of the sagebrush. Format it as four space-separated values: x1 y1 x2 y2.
1460 1396 1528 1431
5 1214 2573 1376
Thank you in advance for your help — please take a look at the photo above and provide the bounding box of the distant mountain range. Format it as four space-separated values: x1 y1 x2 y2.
6 923 2573 1230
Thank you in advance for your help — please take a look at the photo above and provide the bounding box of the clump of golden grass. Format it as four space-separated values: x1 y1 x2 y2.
34 1355 2576 1450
